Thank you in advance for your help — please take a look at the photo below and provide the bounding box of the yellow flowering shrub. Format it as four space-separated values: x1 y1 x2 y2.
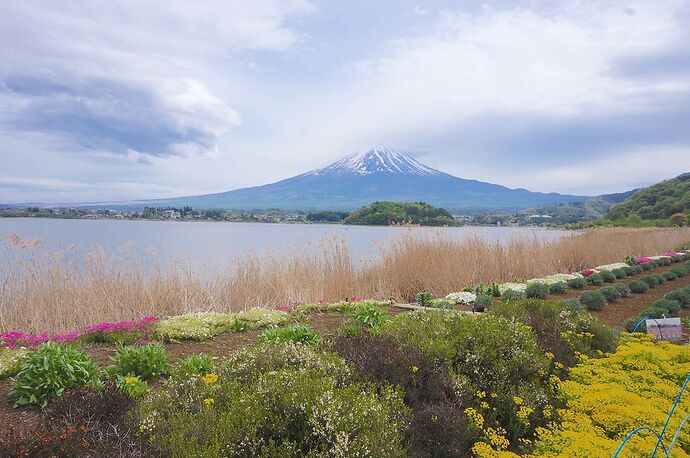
539 338 690 457
473 335 690 457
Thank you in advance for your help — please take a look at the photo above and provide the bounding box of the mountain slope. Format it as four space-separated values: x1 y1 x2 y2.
146 145 587 211
606 172 690 220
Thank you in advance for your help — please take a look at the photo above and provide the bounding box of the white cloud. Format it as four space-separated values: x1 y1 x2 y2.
0 0 314 159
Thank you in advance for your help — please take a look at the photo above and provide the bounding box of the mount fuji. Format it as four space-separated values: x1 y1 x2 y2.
150 145 586 211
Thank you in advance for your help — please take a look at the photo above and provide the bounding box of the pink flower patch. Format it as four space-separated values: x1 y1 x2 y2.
581 269 596 277
636 257 653 264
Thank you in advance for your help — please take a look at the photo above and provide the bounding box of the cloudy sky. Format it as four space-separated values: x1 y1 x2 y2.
1 0 689 203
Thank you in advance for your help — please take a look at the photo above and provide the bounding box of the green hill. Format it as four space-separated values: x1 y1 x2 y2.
606 173 690 223
343 201 457 226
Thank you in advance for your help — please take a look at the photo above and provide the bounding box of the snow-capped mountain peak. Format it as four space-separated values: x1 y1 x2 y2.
310 145 442 176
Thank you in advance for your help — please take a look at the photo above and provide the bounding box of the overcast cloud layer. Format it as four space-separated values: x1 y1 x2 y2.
1 0 689 203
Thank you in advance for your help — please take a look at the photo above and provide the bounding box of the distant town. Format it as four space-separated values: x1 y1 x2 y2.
0 205 564 227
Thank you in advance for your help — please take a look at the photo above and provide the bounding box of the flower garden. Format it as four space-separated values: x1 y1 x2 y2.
1 249 690 456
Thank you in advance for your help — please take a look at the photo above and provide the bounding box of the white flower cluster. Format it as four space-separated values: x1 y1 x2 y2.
594 262 629 271
445 291 477 304
498 283 527 294
526 273 581 285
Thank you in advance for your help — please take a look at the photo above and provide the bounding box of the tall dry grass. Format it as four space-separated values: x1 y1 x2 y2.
1 227 689 333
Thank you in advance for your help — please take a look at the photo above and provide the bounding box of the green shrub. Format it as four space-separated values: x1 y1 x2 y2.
9 342 102 407
624 316 646 332
634 264 645 274
559 299 583 310
446 314 560 444
640 275 659 288
236 309 290 329
429 298 455 309
259 323 323 347
525 283 549 299
338 321 363 337
489 299 618 367
612 268 628 279
663 271 678 281
109 343 170 380
639 306 668 319
0 347 26 379
587 273 605 286
473 294 493 312
567 277 587 289
501 289 525 301
138 343 409 457
599 286 622 302
659 257 672 266
579 291 607 310
671 266 689 277
375 310 464 361
600 270 617 283
614 283 631 298
115 374 148 398
665 290 690 307
416 291 434 306
654 274 667 284
548 282 568 295
154 312 235 341
653 299 681 316
641 262 653 271
229 318 249 333
172 354 215 378
623 266 637 276
350 303 388 328
332 335 477 456
380 311 561 444
629 280 649 293
671 255 683 263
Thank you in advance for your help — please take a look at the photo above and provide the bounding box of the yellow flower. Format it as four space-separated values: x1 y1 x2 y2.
203 397 215 406
545 352 555 360
123 375 139 385
202 373 219 384
512 396 523 406
476 390 486 399
410 365 419 374
516 405 534 424
480 401 490 410
464 407 485 429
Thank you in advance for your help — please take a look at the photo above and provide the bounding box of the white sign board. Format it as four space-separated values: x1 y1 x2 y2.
646 317 683 342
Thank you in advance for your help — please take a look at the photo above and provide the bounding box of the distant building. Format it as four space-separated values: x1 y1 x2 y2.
162 210 181 220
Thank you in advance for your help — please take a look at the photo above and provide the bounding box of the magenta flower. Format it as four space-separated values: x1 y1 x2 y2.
1 315 159 349
636 257 653 264
581 269 596 277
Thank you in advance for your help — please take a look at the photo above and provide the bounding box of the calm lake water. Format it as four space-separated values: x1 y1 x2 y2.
0 218 571 274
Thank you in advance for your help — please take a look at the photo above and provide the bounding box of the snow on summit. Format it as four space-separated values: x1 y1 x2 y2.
310 145 442 176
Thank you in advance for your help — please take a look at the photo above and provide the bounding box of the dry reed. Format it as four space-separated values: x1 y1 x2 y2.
1 227 689 333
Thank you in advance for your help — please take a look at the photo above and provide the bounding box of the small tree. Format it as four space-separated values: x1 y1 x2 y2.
670 213 687 227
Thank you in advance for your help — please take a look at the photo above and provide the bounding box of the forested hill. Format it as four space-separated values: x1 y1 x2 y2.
343 201 457 226
606 173 690 222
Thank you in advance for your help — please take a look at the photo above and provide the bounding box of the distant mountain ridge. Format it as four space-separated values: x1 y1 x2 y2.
142 145 587 212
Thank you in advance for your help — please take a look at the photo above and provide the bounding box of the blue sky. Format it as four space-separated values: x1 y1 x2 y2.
1 0 689 203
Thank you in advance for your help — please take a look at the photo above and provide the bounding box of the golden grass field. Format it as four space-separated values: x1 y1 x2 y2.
1 227 689 333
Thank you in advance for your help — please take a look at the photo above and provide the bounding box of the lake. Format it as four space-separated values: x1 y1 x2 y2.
0 218 571 274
